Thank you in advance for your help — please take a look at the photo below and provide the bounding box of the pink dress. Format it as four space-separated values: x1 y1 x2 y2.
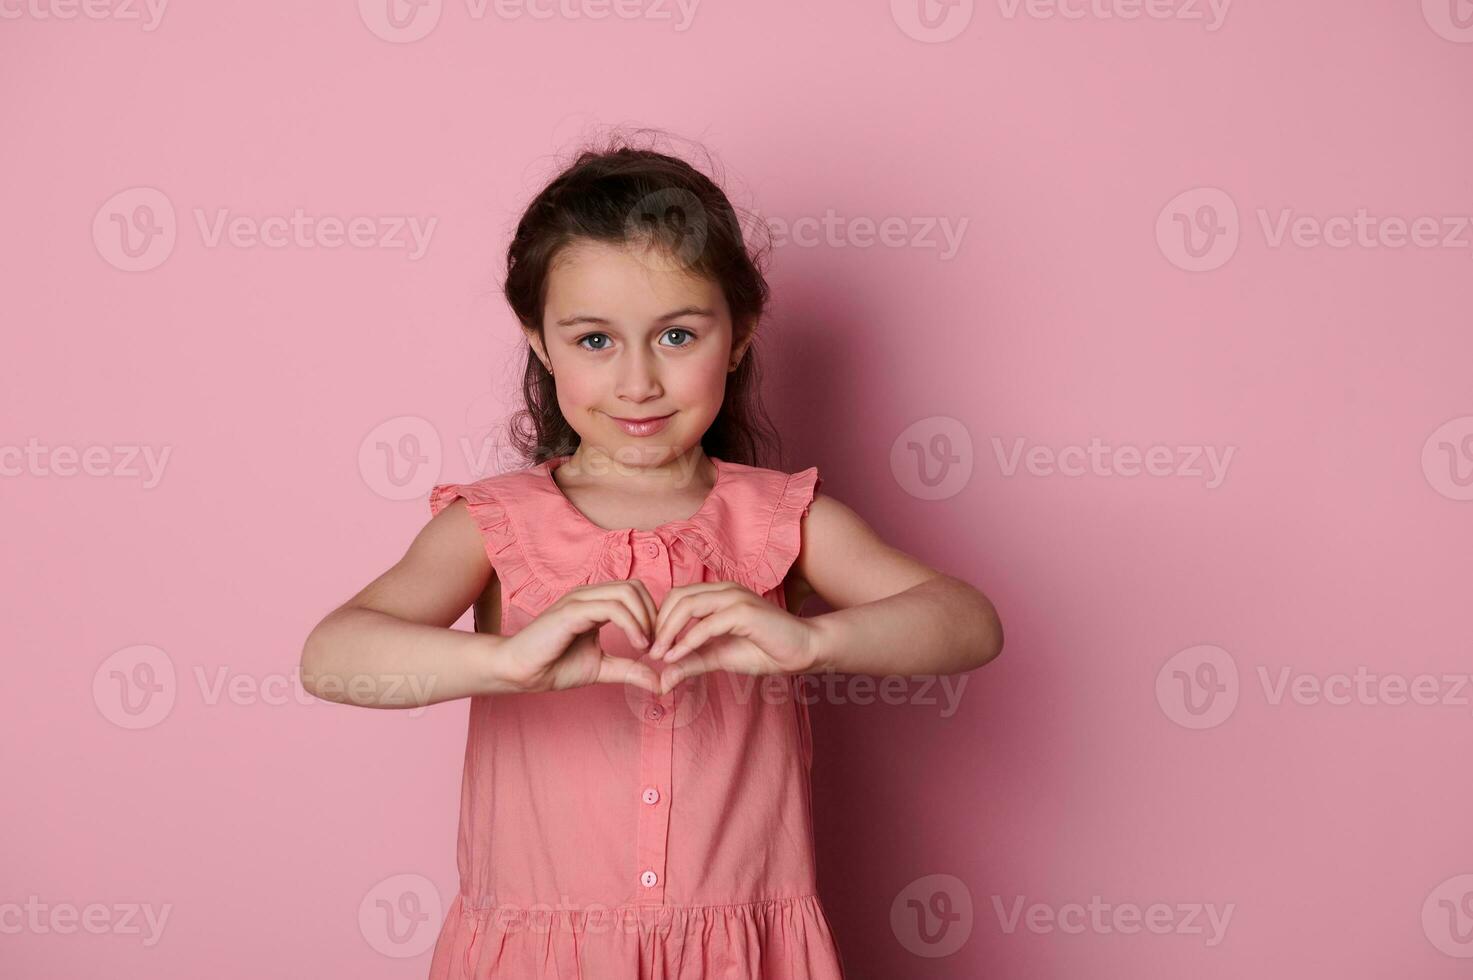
424 454 847 979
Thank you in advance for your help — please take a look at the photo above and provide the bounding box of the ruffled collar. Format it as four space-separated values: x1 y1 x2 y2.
440 453 816 615
522 454 743 593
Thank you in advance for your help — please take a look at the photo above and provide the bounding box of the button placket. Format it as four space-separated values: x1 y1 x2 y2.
635 532 673 592
634 695 674 904
634 530 675 905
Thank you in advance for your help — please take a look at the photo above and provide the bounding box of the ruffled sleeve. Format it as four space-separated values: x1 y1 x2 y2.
747 465 822 596
428 481 556 616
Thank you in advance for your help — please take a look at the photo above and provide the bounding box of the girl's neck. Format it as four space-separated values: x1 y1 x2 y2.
558 445 714 496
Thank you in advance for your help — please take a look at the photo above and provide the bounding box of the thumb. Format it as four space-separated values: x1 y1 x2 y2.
597 655 660 693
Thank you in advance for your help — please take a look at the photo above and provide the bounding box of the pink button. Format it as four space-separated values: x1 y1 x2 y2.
641 542 660 558
642 786 660 805
645 704 664 721
640 870 658 887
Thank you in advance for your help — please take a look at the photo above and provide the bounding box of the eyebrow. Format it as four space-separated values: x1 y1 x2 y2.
553 306 717 329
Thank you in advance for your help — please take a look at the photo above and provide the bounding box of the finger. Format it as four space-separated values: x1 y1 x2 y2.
658 649 722 695
567 598 649 651
582 581 655 642
650 590 732 660
625 579 659 639
597 655 660 693
648 592 689 660
663 606 747 664
653 581 736 636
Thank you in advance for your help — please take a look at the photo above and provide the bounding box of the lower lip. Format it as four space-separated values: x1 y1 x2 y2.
610 413 674 437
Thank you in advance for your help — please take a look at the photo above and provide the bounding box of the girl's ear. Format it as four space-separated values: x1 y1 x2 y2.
523 326 554 375
729 318 755 372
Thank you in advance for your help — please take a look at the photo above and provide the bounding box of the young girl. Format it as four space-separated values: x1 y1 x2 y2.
302 138 1004 979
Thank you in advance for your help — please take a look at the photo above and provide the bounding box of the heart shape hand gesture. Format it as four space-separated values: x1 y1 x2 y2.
646 581 824 695
498 579 824 697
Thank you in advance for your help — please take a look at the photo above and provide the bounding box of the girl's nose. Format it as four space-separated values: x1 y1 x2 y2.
615 349 663 400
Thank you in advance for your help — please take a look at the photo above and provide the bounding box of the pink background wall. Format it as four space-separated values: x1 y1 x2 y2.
4 1 1471 976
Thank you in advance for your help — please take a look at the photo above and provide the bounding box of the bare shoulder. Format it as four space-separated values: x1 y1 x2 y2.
786 492 943 613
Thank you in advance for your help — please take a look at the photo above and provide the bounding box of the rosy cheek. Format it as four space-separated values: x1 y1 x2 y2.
554 376 598 410
695 350 731 386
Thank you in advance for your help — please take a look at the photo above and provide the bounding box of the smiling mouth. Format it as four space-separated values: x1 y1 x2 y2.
609 412 675 423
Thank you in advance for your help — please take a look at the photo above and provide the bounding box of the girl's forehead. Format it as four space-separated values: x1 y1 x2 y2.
546 240 725 317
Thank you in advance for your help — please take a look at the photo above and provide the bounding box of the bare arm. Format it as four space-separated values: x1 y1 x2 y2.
299 499 522 708
790 494 1004 676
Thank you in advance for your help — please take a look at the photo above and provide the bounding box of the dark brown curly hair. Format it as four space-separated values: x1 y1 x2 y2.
501 130 782 469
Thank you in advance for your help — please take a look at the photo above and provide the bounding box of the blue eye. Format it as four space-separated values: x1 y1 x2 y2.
576 329 695 351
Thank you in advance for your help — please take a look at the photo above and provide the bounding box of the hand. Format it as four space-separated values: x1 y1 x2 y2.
646 581 823 695
499 580 661 695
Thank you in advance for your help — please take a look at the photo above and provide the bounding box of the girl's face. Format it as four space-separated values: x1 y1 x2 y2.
528 238 748 465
